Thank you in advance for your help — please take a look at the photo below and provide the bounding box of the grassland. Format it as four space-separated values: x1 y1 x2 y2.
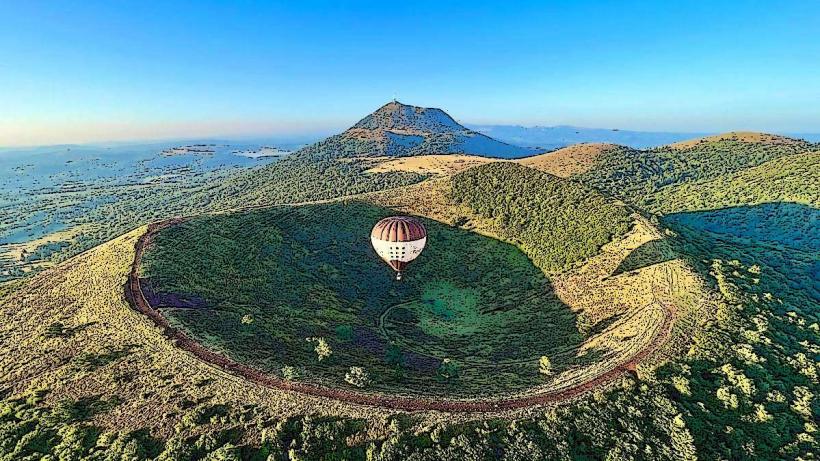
517 143 619 177
364 155 494 176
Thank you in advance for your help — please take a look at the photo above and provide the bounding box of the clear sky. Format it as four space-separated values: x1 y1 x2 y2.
1 0 819 146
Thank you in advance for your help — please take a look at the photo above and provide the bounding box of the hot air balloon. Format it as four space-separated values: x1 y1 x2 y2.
371 216 427 280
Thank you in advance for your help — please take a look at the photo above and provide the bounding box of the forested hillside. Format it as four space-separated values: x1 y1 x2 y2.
645 151 820 213
577 136 814 207
450 163 631 272
191 156 426 209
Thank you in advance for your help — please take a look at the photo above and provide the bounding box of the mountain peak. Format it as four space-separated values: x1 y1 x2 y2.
295 102 537 160
352 101 464 134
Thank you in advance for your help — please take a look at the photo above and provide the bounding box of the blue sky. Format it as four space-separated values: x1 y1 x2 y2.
1 1 819 145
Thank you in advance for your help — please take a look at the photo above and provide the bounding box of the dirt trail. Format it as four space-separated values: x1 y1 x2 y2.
126 218 676 413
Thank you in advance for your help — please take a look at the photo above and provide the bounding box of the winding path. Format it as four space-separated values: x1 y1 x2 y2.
126 219 676 413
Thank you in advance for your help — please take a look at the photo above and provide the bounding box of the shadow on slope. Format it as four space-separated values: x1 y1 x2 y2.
613 239 678 276
649 202 819 459
663 202 819 304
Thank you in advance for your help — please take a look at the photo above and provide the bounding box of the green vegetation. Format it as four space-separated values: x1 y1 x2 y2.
539 356 552 376
450 162 631 271
650 204 820 459
646 151 820 213
140 201 584 396
194 154 426 209
577 139 813 207
0 390 377 460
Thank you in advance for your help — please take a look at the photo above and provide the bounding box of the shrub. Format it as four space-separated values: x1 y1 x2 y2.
344 367 371 388
281 366 299 381
307 337 332 362
436 359 459 383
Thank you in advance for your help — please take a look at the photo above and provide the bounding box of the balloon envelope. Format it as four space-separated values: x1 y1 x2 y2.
371 216 427 276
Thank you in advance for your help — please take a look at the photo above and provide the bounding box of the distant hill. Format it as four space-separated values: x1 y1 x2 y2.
647 151 820 213
297 101 537 160
468 124 709 149
564 132 817 211
195 102 537 208
469 124 820 150
665 131 808 150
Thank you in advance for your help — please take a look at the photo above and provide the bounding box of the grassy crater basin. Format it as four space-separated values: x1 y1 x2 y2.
139 201 587 397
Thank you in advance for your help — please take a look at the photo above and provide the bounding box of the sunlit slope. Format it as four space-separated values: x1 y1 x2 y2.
666 131 807 150
569 132 815 206
364 155 494 176
645 151 820 213
0 228 392 438
517 143 623 177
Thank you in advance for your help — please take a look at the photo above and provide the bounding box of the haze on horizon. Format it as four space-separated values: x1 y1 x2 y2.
1 0 819 147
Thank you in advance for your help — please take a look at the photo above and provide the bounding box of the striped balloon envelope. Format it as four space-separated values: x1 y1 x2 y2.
370 216 427 280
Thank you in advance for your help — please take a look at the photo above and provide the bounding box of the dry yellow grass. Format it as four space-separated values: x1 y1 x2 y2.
667 131 804 150
364 155 494 176
363 142 630 180
516 143 619 177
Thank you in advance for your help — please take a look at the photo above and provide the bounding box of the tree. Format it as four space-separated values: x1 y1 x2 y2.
539 356 553 376
437 359 459 383
576 312 593 337
307 337 332 361
385 344 404 368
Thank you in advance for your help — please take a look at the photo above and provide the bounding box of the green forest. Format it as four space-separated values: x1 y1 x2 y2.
450 163 631 272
